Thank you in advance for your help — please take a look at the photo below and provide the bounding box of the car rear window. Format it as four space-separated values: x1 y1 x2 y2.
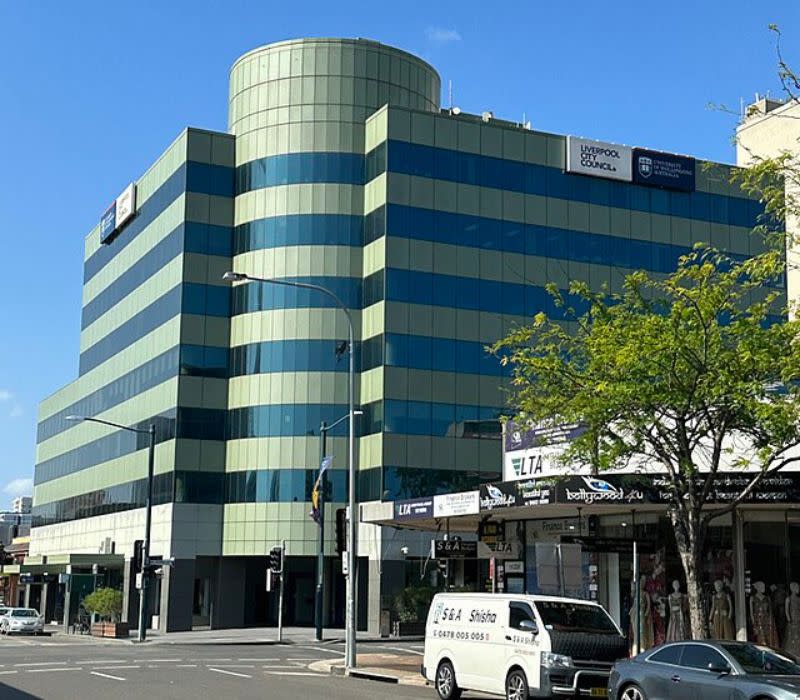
534 602 618 634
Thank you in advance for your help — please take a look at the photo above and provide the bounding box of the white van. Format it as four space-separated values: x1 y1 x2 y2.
423 593 627 700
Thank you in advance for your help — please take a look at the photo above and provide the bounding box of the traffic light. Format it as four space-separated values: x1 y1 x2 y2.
269 546 283 573
132 540 144 572
335 508 347 555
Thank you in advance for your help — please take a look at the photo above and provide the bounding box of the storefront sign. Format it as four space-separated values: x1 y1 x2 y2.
561 535 658 554
633 148 695 191
559 475 648 505
433 490 480 518
505 561 525 574
477 541 521 560
479 480 554 511
394 497 433 520
566 136 632 182
504 421 587 481
431 539 478 559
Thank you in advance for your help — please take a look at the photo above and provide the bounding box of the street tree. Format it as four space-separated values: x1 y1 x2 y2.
492 239 800 638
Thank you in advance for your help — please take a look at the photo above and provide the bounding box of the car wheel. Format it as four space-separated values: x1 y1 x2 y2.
506 668 529 700
620 684 647 700
435 660 461 700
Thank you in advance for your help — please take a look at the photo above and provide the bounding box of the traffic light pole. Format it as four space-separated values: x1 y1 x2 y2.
315 422 327 642
278 539 285 643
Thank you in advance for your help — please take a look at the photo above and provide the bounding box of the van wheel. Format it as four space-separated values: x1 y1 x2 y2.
435 660 461 700
506 668 529 700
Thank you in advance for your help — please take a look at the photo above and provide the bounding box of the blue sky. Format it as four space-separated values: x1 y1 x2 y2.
0 1 798 507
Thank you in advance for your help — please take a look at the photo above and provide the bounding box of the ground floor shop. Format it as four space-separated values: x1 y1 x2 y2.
361 472 800 651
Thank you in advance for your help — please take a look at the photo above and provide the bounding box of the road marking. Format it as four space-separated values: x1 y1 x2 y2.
76 659 126 664
175 664 198 668
287 658 319 661
92 665 140 670
296 645 342 655
0 670 19 675
265 671 318 676
208 667 252 679
206 664 255 668
375 645 424 656
27 667 83 673
134 658 182 663
14 661 68 667
91 670 126 681
237 657 279 661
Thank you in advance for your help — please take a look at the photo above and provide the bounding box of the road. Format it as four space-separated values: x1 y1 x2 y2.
0 633 446 700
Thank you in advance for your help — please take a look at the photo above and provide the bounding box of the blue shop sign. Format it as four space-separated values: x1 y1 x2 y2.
394 497 433 520
633 148 695 192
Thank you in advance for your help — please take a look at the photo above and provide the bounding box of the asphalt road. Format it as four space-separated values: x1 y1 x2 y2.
0 634 444 700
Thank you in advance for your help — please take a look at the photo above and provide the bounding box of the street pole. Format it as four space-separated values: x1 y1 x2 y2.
315 422 327 642
278 539 285 643
137 424 156 643
222 272 358 670
345 317 356 670
633 538 640 656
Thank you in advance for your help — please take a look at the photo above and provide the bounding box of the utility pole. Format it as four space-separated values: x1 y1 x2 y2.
278 540 285 643
315 422 327 642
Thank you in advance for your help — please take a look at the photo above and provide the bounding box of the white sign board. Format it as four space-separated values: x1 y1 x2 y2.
477 541 521 560
433 491 480 518
566 136 632 182
115 183 136 229
505 561 525 574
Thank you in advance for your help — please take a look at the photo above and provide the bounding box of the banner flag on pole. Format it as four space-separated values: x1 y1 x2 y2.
310 456 333 525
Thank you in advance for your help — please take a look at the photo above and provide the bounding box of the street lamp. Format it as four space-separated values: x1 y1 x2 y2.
315 410 363 642
66 414 156 642
223 271 359 669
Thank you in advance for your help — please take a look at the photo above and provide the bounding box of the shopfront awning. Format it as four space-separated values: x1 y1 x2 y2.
361 472 800 532
20 553 124 575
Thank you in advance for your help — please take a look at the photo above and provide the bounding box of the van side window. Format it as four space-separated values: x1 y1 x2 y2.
509 602 536 630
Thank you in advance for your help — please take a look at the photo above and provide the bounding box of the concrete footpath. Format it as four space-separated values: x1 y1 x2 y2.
51 624 423 647
310 653 428 687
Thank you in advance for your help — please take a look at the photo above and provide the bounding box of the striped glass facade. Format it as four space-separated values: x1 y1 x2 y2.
29 38 769 633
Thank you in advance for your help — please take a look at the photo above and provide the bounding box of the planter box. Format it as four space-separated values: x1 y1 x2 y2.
391 621 425 637
91 622 129 638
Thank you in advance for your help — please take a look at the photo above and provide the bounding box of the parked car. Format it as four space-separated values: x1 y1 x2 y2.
609 640 800 700
0 608 45 635
423 593 627 700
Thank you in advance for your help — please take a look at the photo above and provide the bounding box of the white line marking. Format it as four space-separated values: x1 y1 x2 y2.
237 657 279 661
92 665 140 670
0 670 19 675
134 658 182 663
76 659 126 664
375 645 424 656
287 658 319 661
265 671 318 676
27 667 83 673
175 664 198 668
296 646 342 655
14 662 67 667
206 664 255 668
91 670 126 681
208 667 252 679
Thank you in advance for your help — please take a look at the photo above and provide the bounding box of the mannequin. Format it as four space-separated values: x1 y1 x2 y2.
774 584 788 646
751 581 779 647
666 580 688 641
785 582 800 656
709 579 734 639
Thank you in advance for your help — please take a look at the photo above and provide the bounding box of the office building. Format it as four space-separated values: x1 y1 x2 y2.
27 38 768 634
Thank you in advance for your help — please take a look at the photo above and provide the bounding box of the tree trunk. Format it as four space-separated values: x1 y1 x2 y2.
671 510 708 640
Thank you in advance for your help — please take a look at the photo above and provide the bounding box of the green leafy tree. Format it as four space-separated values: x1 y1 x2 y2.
83 588 123 623
492 241 800 639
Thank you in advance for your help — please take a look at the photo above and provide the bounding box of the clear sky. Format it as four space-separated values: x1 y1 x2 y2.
0 0 798 507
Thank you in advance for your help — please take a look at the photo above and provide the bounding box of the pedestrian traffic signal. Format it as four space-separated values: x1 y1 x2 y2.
269 546 283 573
335 508 347 554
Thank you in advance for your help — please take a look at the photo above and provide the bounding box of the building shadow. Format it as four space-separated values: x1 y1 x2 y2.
0 683 43 699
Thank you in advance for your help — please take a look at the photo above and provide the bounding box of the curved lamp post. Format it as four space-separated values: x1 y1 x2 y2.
65 414 156 642
222 271 358 669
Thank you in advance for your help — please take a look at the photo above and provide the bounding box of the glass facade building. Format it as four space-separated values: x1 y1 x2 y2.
27 38 767 634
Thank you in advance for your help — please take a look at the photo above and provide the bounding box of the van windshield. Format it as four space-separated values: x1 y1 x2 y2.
534 602 618 634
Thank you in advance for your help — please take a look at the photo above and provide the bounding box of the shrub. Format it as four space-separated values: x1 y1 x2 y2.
394 585 436 623
83 588 123 622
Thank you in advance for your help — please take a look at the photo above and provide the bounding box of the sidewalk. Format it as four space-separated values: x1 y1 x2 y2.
52 624 423 646
310 653 428 686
